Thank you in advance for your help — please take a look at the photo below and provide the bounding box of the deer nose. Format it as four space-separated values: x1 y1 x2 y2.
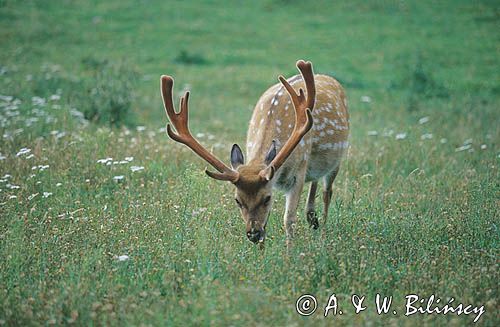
247 228 263 243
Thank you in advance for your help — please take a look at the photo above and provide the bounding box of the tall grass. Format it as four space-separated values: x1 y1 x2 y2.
0 0 498 326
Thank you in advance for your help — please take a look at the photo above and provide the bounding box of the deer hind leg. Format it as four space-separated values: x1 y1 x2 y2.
305 181 319 229
322 167 339 226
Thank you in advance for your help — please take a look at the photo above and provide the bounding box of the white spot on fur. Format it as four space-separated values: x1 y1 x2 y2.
318 141 349 151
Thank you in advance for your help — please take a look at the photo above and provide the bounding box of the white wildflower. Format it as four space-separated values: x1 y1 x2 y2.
0 95 13 102
455 144 472 152
130 166 144 172
49 94 61 101
70 108 85 119
382 130 394 137
395 133 407 140
117 255 130 261
418 116 430 124
56 131 66 139
43 192 52 198
136 126 146 132
56 182 62 187
440 138 448 144
421 133 433 140
480 144 487 150
16 148 31 157
113 175 124 181
9 195 17 200
97 157 113 164
463 138 473 145
32 165 49 171
360 95 371 103
124 156 134 162
32 96 46 106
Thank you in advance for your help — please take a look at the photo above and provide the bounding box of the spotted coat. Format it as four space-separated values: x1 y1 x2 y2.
246 74 349 190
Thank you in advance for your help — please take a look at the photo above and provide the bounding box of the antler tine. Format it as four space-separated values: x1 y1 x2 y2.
160 75 239 183
266 60 316 172
296 60 316 111
161 76 177 118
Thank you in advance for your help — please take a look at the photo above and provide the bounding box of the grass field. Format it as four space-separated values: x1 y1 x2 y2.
0 0 499 326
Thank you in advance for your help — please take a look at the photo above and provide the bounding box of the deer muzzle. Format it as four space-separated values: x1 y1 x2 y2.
246 228 265 244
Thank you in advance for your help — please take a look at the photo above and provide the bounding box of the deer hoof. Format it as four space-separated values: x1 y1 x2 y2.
306 210 319 229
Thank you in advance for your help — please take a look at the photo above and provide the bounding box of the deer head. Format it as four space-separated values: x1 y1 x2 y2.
160 60 315 243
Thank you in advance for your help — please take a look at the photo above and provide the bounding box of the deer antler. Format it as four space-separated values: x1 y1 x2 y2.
265 60 316 172
160 75 239 182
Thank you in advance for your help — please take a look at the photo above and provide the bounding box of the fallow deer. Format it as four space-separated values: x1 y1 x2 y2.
160 60 349 245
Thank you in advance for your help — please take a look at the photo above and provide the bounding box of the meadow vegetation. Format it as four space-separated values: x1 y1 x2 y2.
0 0 498 325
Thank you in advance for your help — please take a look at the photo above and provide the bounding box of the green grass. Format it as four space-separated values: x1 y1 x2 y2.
0 0 499 325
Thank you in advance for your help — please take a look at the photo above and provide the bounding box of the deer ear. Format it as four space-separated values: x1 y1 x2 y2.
264 140 277 165
230 144 244 169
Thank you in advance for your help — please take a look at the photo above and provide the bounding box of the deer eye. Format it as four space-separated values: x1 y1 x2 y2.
263 195 271 206
235 198 243 208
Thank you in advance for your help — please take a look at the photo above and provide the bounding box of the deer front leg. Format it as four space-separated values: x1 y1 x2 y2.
284 167 307 243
